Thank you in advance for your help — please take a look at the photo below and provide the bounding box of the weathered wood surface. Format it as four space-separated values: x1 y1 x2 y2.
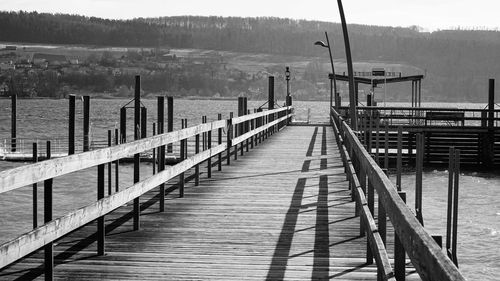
1 126 420 280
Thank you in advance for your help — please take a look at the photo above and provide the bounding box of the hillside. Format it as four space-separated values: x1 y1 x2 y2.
0 11 499 102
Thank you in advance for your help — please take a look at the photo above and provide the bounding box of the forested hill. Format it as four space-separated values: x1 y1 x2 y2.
1 11 500 101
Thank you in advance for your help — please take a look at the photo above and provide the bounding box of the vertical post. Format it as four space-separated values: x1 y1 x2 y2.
396 126 403 191
68 94 75 155
375 115 380 164
384 124 389 169
227 113 233 165
120 107 126 143
395 191 407 281
107 130 112 195
195 132 200 186
379 169 388 246
83 95 90 152
152 123 156 174
179 120 186 198
415 133 424 225
114 129 119 192
141 107 147 139
44 141 53 280
133 75 141 231
446 147 455 259
97 163 105 255
245 98 249 152
207 122 212 178
488 79 494 128
10 91 16 152
238 97 244 156
366 170 374 265
218 113 223 171
268 76 275 111
167 96 174 153
32 142 38 229
452 149 460 266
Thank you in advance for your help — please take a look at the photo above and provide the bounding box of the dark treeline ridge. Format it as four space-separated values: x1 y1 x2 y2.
1 11 500 101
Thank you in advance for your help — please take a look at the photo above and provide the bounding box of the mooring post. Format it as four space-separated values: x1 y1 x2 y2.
268 76 275 135
179 119 186 198
83 95 90 152
97 162 105 255
227 112 233 165
10 91 17 152
32 142 38 229
415 133 424 225
107 130 112 195
384 123 389 169
133 75 141 231
68 94 75 155
120 106 126 143
141 107 147 139
167 96 174 153
218 113 222 171
395 191 407 280
396 126 403 191
44 141 53 280
114 128 119 193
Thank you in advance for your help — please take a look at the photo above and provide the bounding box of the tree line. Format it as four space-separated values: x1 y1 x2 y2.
1 11 500 101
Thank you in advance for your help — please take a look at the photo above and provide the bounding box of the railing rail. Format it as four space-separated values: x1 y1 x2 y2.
331 107 466 281
0 106 293 271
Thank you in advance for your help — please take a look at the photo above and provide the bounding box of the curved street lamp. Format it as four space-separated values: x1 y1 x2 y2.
314 31 338 111
337 0 357 130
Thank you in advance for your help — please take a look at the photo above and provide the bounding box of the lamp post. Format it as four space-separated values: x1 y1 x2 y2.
337 0 357 130
285 66 291 106
314 32 338 111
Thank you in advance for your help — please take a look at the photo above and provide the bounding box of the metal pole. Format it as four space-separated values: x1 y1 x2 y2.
337 0 357 130
325 32 338 110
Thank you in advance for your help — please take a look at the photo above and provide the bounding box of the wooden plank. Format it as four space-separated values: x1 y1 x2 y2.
232 114 290 146
232 107 290 124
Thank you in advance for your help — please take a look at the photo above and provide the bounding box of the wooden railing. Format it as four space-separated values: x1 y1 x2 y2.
0 107 293 277
338 105 500 127
331 108 466 281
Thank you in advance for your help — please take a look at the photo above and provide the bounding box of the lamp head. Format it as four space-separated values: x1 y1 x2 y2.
314 41 329 48
285 66 290 79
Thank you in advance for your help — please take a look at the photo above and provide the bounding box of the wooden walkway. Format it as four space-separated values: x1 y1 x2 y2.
1 125 420 280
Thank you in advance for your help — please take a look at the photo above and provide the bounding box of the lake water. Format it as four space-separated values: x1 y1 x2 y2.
0 98 498 280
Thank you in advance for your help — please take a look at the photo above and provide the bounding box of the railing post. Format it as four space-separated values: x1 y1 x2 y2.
44 141 53 280
68 94 75 155
195 131 200 186
179 119 186 198
379 169 388 246
133 75 141 231
114 129 119 193
157 96 165 209
152 123 156 175
207 120 212 178
396 126 403 191
107 130 112 195
218 113 222 171
366 167 374 265
384 123 389 169
97 163 105 255
227 113 233 165
238 97 244 156
32 142 38 229
141 107 147 139
120 106 126 144
415 133 424 225
167 96 174 153
395 191 407 281
83 95 90 152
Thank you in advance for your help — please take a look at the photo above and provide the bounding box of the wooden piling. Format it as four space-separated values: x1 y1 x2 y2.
10 91 16 152
396 126 403 191
32 143 38 229
218 113 222 171
415 133 424 225
120 107 126 143
141 107 147 139
395 191 407 280
133 75 141 231
44 141 53 280
68 95 75 155
83 96 90 152
167 96 173 153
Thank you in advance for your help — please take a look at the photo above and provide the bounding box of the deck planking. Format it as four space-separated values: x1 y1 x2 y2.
1 125 421 280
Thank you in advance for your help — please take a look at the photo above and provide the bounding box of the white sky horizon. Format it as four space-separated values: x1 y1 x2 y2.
0 0 499 32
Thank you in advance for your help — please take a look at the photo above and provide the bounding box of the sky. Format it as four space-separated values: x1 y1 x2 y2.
1 0 499 32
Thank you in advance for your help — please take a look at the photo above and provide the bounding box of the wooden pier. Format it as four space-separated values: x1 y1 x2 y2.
0 102 466 280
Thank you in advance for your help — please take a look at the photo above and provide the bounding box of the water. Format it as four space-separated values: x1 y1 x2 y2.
0 98 498 280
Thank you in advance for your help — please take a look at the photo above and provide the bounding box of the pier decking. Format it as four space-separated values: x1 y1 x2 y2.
1 125 422 280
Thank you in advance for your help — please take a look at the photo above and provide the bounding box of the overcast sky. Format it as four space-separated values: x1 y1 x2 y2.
1 0 498 31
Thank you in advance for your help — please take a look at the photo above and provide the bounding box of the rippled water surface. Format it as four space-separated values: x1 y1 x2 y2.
0 98 498 280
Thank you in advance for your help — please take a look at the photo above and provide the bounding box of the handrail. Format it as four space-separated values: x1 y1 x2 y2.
0 106 293 270
331 108 466 281
331 110 395 281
